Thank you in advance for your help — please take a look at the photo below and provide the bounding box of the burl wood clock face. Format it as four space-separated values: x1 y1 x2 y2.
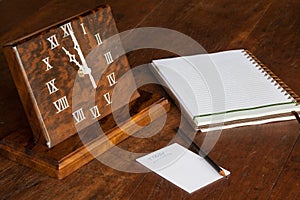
5 6 139 147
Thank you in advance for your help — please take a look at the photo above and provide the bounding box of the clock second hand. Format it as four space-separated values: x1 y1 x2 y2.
87 72 97 88
82 66 97 89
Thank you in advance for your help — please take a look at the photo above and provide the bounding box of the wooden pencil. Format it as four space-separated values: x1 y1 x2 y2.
177 128 226 176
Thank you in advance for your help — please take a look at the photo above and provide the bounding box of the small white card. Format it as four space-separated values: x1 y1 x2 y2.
136 143 230 193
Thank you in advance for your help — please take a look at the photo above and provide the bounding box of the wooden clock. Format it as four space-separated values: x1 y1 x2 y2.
1 5 170 178
4 5 141 148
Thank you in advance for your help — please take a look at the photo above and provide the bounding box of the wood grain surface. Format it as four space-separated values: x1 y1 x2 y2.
0 0 299 199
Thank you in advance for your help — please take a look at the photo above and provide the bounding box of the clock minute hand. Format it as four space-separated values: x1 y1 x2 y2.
68 31 97 89
69 31 89 73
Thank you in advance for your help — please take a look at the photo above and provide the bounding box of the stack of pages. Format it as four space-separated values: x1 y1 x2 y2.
151 49 300 131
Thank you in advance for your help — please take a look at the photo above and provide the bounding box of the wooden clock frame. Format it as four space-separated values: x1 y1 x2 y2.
0 5 170 179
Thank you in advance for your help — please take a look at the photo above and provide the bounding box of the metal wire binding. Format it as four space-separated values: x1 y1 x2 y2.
242 49 299 104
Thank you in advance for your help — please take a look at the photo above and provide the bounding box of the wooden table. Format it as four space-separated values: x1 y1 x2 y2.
0 0 299 199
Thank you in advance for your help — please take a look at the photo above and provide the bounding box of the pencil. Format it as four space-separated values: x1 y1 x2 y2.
292 111 300 124
177 128 226 177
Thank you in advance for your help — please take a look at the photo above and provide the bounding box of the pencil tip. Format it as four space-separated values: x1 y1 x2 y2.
219 170 226 177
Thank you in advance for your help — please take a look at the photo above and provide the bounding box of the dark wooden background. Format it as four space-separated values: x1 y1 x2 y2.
0 0 299 199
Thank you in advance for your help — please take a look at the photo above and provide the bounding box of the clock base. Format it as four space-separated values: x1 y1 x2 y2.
0 90 170 179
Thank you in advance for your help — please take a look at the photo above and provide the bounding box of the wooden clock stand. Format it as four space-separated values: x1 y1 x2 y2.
0 90 169 179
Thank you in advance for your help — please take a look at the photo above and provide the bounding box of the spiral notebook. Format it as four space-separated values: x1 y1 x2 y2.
151 49 300 131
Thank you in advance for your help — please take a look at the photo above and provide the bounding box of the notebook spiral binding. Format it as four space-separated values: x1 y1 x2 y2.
242 50 300 105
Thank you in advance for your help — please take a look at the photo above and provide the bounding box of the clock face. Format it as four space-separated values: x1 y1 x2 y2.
8 6 140 147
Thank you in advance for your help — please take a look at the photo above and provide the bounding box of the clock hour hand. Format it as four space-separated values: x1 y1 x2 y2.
62 47 84 73
62 47 97 89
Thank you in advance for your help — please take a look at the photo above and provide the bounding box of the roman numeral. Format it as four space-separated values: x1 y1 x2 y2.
89 105 101 119
80 23 87 35
106 72 117 86
103 92 112 105
53 96 69 113
72 108 86 124
42 57 53 71
47 34 59 50
104 52 113 65
46 78 59 95
94 33 102 45
60 22 73 37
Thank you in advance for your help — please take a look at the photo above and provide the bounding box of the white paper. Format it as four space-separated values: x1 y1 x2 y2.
136 143 230 193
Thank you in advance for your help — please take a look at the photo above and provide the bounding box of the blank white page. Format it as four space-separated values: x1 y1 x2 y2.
153 54 218 117
136 143 230 193
209 50 291 111
152 49 293 117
